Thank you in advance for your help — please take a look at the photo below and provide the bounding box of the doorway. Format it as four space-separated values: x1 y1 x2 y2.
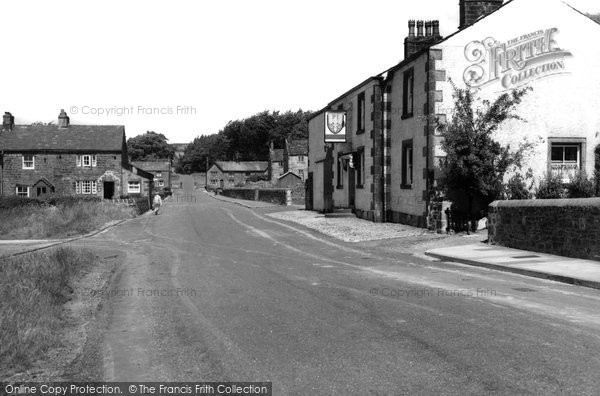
348 167 355 209
103 181 115 199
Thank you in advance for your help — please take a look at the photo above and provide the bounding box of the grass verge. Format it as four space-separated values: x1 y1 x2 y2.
0 200 135 239
0 247 97 376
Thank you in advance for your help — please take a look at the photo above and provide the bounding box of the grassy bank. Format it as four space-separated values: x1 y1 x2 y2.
0 200 135 239
0 247 97 374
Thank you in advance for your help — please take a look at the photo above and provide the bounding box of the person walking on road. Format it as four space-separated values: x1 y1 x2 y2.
153 192 163 215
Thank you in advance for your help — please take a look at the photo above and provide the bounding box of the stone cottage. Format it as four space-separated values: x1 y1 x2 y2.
0 110 154 198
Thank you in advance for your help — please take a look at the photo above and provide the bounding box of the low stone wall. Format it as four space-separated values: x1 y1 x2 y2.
220 188 291 206
488 198 600 260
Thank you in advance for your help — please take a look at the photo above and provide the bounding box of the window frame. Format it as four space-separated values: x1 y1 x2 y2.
22 154 35 169
401 139 414 189
548 138 586 183
402 68 415 119
128 181 141 193
16 186 29 197
357 92 366 134
356 147 365 188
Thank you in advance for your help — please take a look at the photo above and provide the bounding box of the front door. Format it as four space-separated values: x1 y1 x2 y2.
103 181 115 199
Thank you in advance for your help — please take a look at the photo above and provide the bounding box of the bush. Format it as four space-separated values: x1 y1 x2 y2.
246 174 269 183
566 170 595 198
503 173 532 200
535 173 566 199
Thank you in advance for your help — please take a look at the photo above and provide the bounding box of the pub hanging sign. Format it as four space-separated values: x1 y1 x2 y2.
324 111 347 143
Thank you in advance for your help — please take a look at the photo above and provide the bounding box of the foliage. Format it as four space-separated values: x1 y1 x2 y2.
176 109 313 173
438 81 532 214
0 247 96 373
534 173 566 199
127 131 174 161
595 144 600 196
503 170 533 200
566 170 595 198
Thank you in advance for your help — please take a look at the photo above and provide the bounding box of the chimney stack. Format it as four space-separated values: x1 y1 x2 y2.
2 112 14 132
459 0 503 29
404 19 443 59
58 109 70 128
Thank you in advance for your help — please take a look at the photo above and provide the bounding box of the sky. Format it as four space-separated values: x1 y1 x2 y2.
2 0 599 143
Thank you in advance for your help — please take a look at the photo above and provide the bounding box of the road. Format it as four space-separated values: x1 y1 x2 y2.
71 178 600 394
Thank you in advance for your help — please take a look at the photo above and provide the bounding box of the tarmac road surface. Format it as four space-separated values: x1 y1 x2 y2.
71 177 600 394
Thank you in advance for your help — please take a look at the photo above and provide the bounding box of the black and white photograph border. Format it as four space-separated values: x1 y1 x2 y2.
1 0 600 395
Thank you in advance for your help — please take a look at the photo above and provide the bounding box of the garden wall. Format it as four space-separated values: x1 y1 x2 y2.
220 188 291 206
488 198 600 260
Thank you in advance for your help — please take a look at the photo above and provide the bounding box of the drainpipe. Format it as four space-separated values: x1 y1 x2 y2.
0 150 3 196
425 50 432 227
380 79 388 223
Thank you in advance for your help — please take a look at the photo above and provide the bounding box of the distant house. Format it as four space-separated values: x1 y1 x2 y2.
277 171 302 188
0 110 154 198
268 139 308 183
131 160 171 190
207 161 269 188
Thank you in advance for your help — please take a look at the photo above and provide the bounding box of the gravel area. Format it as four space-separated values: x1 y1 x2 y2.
266 210 430 242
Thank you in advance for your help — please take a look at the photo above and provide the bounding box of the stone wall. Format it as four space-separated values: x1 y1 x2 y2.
488 198 600 260
220 188 291 206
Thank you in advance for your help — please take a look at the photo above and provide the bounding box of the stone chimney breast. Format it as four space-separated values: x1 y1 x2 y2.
58 109 70 128
2 112 14 132
459 0 503 29
404 19 443 59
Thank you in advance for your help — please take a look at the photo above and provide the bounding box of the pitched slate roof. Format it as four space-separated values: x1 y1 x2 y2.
131 160 171 172
0 124 125 152
278 171 301 180
287 139 308 156
214 161 268 172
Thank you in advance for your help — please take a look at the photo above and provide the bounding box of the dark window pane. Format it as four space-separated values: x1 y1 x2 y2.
551 146 563 161
564 146 578 161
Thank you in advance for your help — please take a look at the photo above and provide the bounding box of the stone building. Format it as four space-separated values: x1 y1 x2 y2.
269 139 308 183
207 161 269 188
131 160 171 190
0 110 154 198
308 0 600 228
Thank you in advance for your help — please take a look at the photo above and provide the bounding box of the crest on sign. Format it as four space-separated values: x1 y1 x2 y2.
325 111 346 143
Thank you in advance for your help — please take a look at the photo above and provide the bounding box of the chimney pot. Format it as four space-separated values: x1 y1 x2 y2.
58 109 70 128
2 112 14 132
432 20 440 37
416 20 424 37
425 21 432 37
408 20 415 37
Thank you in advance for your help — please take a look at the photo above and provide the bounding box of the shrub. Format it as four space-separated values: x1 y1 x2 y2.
566 170 595 198
503 173 532 200
0 247 96 373
535 173 565 199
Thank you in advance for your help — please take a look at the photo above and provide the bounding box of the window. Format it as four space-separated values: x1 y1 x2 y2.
77 154 97 167
128 181 141 193
356 147 365 187
298 169 304 180
22 154 34 169
551 143 581 182
158 180 164 187
337 154 344 188
298 155 304 162
402 140 413 188
16 186 29 197
357 92 366 134
76 180 97 194
402 68 414 118
156 172 162 177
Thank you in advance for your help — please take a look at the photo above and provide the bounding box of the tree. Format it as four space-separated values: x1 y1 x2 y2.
176 109 314 174
438 82 532 216
127 131 174 161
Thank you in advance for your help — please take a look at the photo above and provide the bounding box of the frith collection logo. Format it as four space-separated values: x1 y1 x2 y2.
463 28 572 90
